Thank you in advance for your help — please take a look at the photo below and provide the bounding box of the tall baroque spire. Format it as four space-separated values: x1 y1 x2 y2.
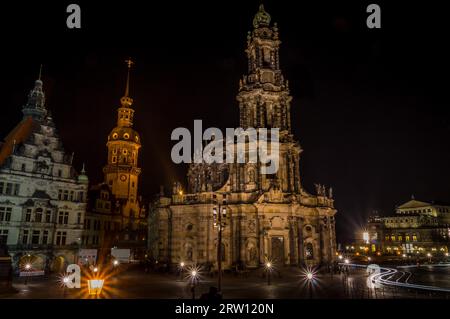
104 59 142 207
237 5 292 135
120 58 134 108
116 58 135 127
253 4 271 28
22 65 47 120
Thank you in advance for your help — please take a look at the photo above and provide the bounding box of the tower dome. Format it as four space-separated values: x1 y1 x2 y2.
253 4 271 28
77 163 89 184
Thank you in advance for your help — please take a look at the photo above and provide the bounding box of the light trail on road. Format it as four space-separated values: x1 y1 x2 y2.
340 263 450 293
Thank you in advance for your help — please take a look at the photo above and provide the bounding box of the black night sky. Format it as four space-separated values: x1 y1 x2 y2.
1 1 449 243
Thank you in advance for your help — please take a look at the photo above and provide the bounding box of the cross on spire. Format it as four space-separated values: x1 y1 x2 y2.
124 58 134 97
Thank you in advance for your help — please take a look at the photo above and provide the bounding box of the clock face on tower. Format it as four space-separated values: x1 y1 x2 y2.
120 174 127 181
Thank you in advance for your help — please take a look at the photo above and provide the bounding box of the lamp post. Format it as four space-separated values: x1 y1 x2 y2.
24 263 31 285
190 269 198 299
63 276 69 298
213 194 227 292
344 258 350 275
179 262 185 281
265 262 272 285
306 272 314 299
88 279 104 299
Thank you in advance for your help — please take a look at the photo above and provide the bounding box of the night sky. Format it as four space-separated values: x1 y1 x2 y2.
1 1 449 243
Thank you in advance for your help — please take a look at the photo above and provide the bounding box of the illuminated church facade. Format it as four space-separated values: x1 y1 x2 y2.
156 5 337 270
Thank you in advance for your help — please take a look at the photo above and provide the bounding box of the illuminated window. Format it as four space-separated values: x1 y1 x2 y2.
405 235 410 242
412 234 418 241
112 133 118 139
124 133 130 139
385 235 389 241
398 235 402 242
391 235 396 241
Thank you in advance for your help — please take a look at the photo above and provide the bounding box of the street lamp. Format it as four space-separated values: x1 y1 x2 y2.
62 276 69 298
306 272 314 299
113 260 119 267
24 263 32 285
427 253 432 263
338 255 343 260
265 262 273 285
212 194 227 292
190 269 199 299
179 261 185 281
88 279 104 298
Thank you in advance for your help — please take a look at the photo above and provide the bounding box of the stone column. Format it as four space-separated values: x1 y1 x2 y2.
321 216 330 264
289 218 296 265
329 215 336 261
297 217 304 266
256 214 262 264
317 218 323 265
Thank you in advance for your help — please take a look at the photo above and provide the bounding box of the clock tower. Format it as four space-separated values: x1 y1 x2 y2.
103 59 141 217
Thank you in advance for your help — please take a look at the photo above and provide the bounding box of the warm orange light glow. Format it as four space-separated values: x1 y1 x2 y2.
88 279 104 295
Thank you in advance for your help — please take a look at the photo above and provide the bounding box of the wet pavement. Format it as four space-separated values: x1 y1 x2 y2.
1 264 450 299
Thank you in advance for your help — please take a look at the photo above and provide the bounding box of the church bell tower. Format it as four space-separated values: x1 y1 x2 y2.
237 4 293 140
103 59 142 213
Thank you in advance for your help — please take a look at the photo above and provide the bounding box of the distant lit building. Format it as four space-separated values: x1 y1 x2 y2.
355 198 450 256
0 73 88 272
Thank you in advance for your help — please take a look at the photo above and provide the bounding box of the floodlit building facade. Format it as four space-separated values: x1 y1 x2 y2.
155 5 337 270
354 198 450 256
0 74 88 272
